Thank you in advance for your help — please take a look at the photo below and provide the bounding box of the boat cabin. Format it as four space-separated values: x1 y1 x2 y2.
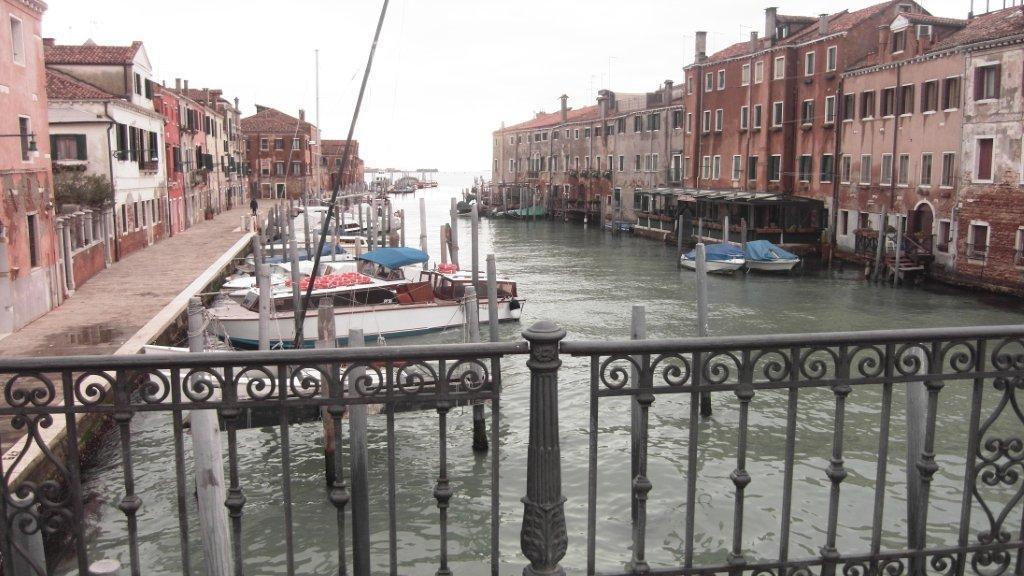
420 270 518 301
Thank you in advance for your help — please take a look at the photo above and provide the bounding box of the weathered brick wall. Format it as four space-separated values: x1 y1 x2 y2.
72 242 106 288
116 228 149 260
954 180 1024 293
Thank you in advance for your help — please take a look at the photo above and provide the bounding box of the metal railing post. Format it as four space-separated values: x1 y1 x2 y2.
521 321 568 576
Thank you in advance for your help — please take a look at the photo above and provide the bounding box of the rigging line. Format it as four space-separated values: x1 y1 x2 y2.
294 0 391 348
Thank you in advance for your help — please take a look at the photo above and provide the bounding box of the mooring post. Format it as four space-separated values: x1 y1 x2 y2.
419 198 429 270
449 197 460 268
253 238 271 351
521 321 568 576
358 199 364 235
187 298 232 576
740 218 748 253
873 209 888 283
6 493 46 575
697 216 703 243
463 284 488 452
893 216 904 287
288 230 302 340
629 305 646 527
302 199 312 257
677 214 685 260
695 244 713 417
400 208 406 247
486 254 499 342
317 298 337 485
347 328 371 574
471 203 480 296
369 200 378 251
440 225 449 265
723 214 731 244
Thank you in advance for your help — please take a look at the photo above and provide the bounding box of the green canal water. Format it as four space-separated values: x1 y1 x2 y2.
64 175 1024 574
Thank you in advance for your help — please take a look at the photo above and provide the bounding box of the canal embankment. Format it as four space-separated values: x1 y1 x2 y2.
0 207 253 490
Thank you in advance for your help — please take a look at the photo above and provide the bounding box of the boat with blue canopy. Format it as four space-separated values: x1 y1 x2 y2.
679 243 746 273
743 240 800 272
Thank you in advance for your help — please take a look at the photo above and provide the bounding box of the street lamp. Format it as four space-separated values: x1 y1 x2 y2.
0 132 37 152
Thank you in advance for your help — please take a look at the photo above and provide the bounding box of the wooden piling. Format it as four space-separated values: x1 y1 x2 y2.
486 254 499 343
288 230 302 339
449 197 460 267
440 226 448 265
400 209 406 247
187 298 232 576
464 285 488 452
347 328 371 575
253 238 271 351
471 203 480 295
695 244 712 417
676 214 685 261
873 209 888 283
317 298 337 484
893 217 904 287
419 198 429 270
302 199 312 256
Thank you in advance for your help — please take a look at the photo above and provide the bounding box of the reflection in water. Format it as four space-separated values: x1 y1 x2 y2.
65 175 1024 575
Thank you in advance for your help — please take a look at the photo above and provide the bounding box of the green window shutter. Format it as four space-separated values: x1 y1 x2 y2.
75 135 87 160
49 135 58 159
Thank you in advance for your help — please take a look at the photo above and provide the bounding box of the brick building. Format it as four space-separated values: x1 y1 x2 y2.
153 84 185 235
0 0 61 334
241 105 322 199
493 83 684 233
321 139 364 192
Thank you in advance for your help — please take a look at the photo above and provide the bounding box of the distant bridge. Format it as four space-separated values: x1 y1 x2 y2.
366 167 439 182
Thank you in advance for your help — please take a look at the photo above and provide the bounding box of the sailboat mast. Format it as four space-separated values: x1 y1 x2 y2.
315 48 321 196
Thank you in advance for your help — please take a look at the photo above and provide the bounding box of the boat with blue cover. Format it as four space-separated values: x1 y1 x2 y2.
679 243 746 273
743 240 800 272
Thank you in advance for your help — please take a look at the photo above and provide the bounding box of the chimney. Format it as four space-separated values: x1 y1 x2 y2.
818 13 829 35
559 94 568 122
204 88 211 104
299 109 306 122
695 31 707 61
749 30 759 51
663 80 674 103
234 97 239 109
597 94 607 118
175 78 181 91
765 7 778 41
42 38 54 47
183 79 189 93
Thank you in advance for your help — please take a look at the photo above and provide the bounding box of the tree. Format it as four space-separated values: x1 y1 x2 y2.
53 171 114 209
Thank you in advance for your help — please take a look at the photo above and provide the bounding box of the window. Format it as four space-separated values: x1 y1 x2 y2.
635 155 642 171
671 154 682 181
702 110 711 133
922 80 938 112
275 162 285 176
652 154 659 172
798 155 812 182
274 138 284 150
897 154 909 186
801 100 814 125
134 73 142 96
731 155 742 180
10 15 24 65
881 88 896 116
747 156 757 180
508 159 514 174
617 118 626 133
974 64 1000 101
968 222 989 260
941 152 955 187
768 155 781 181
686 113 693 133
753 104 762 128
701 156 711 179
647 113 661 131
618 155 624 172
684 157 691 179
821 154 834 183
51 134 87 160
1016 227 1024 265
740 106 749 129
891 30 906 53
585 155 591 169
976 138 994 181
772 101 783 127
642 154 649 171
26 213 37 267
633 116 642 133
717 69 726 89
705 72 713 92
881 154 893 185
804 51 815 76
754 61 764 84
712 155 721 179
672 110 683 129
773 56 785 79
899 85 914 115
824 96 836 124
261 162 271 176
860 91 876 119
292 138 301 151
260 138 268 151
860 155 872 184
942 77 960 109
741 64 751 86
575 129 581 139
840 210 850 235
714 109 723 132
18 116 30 161
937 220 951 252
826 46 837 72
584 127 591 138
840 155 851 184
921 153 933 186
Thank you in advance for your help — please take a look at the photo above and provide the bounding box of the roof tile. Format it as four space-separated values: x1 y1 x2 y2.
45 68 115 100
44 41 142 65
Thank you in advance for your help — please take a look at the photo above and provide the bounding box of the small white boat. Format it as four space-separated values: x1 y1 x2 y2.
743 240 800 272
680 244 746 273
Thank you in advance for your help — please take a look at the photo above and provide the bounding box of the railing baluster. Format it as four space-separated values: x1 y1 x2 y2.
778 345 800 574
915 342 945 569
587 356 599 576
729 350 753 572
62 370 91 575
168 369 193 575
221 366 246 576
821 345 850 576
955 339 985 576
328 361 350 575
631 352 653 574
870 344 896 573
114 370 143 576
277 363 296 576
490 355 502 576
386 363 399 576
435 358 452 576
685 350 702 571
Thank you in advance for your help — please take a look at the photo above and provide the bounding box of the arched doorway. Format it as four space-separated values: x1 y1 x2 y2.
911 202 934 250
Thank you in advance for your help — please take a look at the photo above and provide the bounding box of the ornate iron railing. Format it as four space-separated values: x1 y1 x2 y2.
1 324 1023 576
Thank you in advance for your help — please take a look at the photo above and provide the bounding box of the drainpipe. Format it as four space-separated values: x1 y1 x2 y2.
103 102 119 263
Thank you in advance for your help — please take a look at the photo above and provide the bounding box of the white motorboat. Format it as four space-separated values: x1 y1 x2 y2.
679 244 746 273
743 240 800 272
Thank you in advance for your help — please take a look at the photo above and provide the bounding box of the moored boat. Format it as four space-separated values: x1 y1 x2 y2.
680 243 746 273
743 240 800 272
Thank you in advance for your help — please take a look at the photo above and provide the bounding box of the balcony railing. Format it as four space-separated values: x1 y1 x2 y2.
1015 249 1024 267
967 242 988 261
0 323 1022 575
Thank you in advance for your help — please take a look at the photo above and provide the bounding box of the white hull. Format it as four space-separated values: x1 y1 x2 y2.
745 258 799 271
679 257 746 273
208 299 523 348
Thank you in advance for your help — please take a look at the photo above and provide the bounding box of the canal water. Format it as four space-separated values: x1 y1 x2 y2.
65 173 1024 575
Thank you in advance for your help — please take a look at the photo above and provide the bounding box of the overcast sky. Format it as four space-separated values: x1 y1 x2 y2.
44 0 973 173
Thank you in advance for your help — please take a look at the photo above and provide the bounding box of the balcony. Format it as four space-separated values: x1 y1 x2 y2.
966 242 988 261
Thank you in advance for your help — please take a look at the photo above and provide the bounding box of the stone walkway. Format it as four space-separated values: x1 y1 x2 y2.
0 207 249 358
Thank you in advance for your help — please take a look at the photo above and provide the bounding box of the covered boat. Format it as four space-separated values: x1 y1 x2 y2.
680 243 745 273
743 240 800 272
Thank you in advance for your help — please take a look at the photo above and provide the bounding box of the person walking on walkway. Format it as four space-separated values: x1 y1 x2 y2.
249 196 259 217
